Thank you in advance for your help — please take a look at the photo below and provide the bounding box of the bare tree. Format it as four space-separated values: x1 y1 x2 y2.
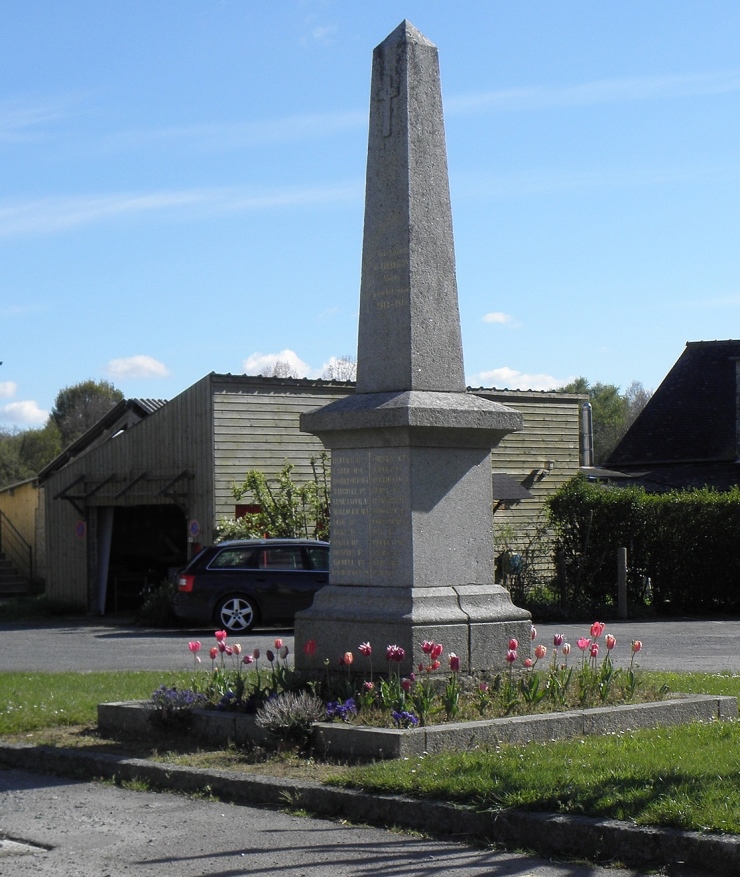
268 360 299 379
322 355 357 381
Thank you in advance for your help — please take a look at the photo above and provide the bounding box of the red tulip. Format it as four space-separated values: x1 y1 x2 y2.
590 644 600 658
632 640 642 653
401 677 412 692
266 649 275 663
252 648 260 660
214 630 227 642
534 644 547 660
553 634 564 647
590 621 606 638
508 638 519 651
358 641 372 656
209 646 218 660
506 649 517 664
449 653 460 672
605 634 617 651
242 654 254 665
303 640 317 657
188 641 201 653
430 642 443 659
524 657 533 668
420 640 434 654
274 638 283 649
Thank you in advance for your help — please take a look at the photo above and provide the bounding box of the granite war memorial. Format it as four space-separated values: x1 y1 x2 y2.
295 21 531 675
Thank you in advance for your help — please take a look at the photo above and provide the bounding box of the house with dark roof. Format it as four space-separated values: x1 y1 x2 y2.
606 340 740 491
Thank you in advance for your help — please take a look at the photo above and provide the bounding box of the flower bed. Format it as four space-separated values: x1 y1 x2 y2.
98 694 738 761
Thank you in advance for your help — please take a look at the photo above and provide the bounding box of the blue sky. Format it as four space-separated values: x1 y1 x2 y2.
2 1 740 428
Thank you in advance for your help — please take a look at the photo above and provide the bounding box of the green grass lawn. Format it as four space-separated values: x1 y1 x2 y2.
1 669 739 834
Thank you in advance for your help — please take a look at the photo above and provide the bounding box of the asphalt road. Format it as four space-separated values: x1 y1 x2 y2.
0 767 695 877
1 616 740 673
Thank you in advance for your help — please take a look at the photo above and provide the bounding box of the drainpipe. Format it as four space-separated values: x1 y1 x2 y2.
580 401 594 468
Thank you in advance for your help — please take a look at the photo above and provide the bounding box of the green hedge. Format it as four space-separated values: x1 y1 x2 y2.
546 476 740 614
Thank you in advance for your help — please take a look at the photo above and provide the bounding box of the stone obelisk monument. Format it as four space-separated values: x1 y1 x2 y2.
295 21 530 674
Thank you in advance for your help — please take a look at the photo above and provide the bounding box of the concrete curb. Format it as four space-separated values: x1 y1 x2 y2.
1 741 739 874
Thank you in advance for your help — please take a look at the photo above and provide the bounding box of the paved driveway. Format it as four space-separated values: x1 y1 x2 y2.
1 616 740 673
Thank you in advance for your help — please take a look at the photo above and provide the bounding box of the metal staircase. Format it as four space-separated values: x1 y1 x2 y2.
0 511 32 596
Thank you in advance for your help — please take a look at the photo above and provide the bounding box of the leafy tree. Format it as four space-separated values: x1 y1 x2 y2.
0 429 25 488
558 377 651 465
19 421 62 473
218 454 330 542
50 379 123 447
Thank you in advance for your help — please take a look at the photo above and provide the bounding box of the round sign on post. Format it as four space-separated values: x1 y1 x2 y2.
75 520 86 539
188 520 200 542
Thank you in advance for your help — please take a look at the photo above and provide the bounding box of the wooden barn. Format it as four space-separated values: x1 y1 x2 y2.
38 373 584 614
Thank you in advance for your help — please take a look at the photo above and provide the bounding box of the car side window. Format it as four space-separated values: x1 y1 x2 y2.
258 547 304 570
209 548 257 569
306 547 329 570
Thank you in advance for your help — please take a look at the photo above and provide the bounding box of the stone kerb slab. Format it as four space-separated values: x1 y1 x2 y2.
99 694 737 762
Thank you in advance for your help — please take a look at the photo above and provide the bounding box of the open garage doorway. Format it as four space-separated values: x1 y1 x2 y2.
103 505 188 613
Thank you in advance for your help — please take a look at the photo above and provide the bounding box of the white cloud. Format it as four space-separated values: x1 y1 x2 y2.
105 355 170 380
447 70 740 116
0 381 17 398
0 400 47 425
0 96 78 143
482 311 515 325
0 182 362 239
243 349 315 378
468 366 574 392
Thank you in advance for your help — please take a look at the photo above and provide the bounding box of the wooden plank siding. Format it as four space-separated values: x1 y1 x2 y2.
40 371 583 608
42 374 215 605
212 375 351 528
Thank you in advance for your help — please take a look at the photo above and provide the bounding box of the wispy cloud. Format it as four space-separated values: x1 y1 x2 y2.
0 400 47 425
0 96 78 143
456 164 739 199
101 110 365 154
0 182 361 238
447 70 740 115
0 381 17 398
482 311 517 326
105 355 170 380
467 366 573 392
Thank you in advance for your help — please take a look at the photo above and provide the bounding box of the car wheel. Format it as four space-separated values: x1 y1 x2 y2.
216 596 257 633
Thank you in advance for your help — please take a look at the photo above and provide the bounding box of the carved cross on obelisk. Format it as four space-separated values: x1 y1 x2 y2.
295 21 529 676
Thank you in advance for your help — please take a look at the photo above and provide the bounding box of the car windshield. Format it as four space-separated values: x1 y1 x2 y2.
306 546 329 570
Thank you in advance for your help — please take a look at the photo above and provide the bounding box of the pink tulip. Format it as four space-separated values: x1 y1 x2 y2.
214 630 227 642
224 645 233 656
577 637 590 651
431 642 443 659
561 642 571 656
605 634 616 651
401 677 412 692
524 657 533 668
343 651 354 666
209 646 218 660
590 644 600 658
449 653 460 673
363 680 374 692
274 638 283 649
632 640 642 653
218 641 227 653
242 654 254 665
430 660 441 672
479 682 489 693
188 641 201 653
509 638 519 651
553 633 564 647
359 641 372 656
303 640 317 657
506 649 517 664
530 625 537 640
534 644 547 660
420 640 434 654
590 621 606 638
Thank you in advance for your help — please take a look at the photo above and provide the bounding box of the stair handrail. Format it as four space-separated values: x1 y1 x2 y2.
0 510 33 582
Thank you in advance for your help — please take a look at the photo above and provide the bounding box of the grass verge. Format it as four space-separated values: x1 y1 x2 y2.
1 669 739 834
